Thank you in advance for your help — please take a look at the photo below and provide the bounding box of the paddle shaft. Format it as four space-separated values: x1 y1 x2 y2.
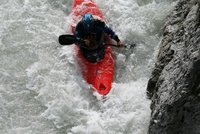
59 34 128 48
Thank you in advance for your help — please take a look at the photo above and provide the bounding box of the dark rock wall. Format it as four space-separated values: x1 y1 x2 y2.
147 0 200 133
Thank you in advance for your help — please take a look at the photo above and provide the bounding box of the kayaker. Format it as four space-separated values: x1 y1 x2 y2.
75 13 124 63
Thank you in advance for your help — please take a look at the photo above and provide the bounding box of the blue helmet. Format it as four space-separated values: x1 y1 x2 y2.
82 14 94 31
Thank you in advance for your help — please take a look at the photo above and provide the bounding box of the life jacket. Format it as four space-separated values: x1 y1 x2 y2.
77 21 106 63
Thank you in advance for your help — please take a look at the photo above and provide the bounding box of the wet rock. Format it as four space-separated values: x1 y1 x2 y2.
147 0 200 133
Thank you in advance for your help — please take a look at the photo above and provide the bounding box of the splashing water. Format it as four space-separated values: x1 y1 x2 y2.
0 0 177 133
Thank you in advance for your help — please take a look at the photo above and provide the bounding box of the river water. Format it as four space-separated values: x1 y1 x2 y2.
0 0 176 133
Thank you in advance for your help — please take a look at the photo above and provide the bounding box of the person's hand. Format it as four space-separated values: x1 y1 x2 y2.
117 41 125 48
84 39 90 46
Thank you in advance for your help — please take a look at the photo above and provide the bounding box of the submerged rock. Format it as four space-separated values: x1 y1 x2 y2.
147 0 200 133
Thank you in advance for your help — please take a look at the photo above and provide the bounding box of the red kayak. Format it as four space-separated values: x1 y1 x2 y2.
71 0 114 95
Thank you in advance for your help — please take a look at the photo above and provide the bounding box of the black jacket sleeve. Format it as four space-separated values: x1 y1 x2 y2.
75 22 84 40
95 20 120 42
104 24 120 42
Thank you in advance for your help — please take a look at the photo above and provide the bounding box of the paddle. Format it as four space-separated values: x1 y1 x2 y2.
58 34 135 48
58 35 80 45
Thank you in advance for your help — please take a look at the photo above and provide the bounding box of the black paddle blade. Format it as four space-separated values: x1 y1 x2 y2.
58 35 77 45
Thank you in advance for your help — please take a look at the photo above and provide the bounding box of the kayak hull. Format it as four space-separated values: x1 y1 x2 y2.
71 0 114 95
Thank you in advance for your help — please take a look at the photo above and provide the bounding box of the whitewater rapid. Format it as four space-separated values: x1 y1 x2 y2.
0 0 177 133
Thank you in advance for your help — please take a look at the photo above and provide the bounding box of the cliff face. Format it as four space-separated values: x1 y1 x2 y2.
147 0 200 133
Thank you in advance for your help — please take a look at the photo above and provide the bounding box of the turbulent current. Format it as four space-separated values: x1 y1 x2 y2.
0 0 177 134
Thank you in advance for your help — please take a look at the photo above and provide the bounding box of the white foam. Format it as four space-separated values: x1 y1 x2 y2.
0 0 177 133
